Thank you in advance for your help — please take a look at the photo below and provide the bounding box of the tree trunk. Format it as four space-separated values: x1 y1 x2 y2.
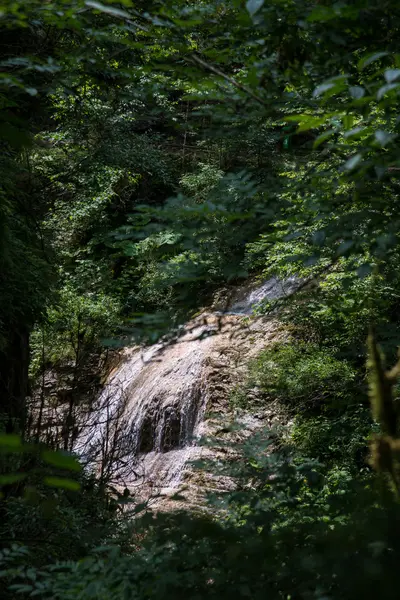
0 328 30 435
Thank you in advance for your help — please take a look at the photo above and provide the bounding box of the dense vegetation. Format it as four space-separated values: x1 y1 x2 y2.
3 0 400 598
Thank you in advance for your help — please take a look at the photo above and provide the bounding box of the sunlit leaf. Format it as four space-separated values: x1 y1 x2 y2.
297 117 329 132
42 450 81 472
358 52 389 70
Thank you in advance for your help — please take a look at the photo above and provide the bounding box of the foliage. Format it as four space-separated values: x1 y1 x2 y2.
248 341 358 411
0 429 398 600
30 285 120 376
291 407 374 471
3 0 400 599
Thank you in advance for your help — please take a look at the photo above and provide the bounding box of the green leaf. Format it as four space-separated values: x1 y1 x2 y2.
246 0 264 17
384 69 400 83
0 473 26 486
377 83 400 101
44 477 80 491
349 86 365 99
313 79 346 100
313 82 335 98
343 154 362 171
357 264 372 278
9 585 33 594
343 127 368 140
85 1 130 19
42 450 81 472
312 230 326 245
0 434 22 449
358 52 388 70
375 130 393 146
343 114 354 130
313 130 335 149
297 117 328 132
307 6 336 22
337 240 354 255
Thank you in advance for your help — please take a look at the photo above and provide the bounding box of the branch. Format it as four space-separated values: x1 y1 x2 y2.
189 54 269 108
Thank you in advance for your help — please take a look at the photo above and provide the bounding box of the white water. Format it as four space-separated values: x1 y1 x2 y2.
75 278 297 499
228 276 299 314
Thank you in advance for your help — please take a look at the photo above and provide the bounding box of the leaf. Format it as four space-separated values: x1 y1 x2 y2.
246 0 264 17
307 6 335 22
304 255 319 267
26 569 36 581
376 233 396 249
85 1 130 19
344 127 368 139
312 230 326 245
384 69 400 83
313 130 335 149
313 78 346 100
313 82 335 98
358 52 388 70
0 473 26 486
44 477 80 491
343 154 362 171
121 243 138 257
337 240 354 255
0 434 22 449
357 264 372 278
343 114 354 130
375 166 386 180
9 585 33 594
349 86 365 99
375 130 393 146
42 450 81 472
297 117 328 132
377 83 400 101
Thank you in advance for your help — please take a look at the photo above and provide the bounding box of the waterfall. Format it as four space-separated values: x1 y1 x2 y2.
227 276 299 314
75 277 297 501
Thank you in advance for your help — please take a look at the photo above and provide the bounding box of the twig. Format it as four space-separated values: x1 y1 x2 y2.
189 54 269 108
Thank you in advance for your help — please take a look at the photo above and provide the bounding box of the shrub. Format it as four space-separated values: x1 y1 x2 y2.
251 342 359 411
291 406 374 470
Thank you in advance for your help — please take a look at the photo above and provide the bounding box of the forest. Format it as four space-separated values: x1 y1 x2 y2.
2 0 400 598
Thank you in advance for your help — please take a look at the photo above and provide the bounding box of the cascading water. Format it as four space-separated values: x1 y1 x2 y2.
75 277 297 501
228 276 299 315
76 320 217 496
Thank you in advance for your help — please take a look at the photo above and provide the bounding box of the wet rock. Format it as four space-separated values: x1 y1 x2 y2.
138 416 154 453
160 409 181 453
75 279 292 509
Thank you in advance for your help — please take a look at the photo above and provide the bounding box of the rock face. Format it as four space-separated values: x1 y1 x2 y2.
75 279 293 505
